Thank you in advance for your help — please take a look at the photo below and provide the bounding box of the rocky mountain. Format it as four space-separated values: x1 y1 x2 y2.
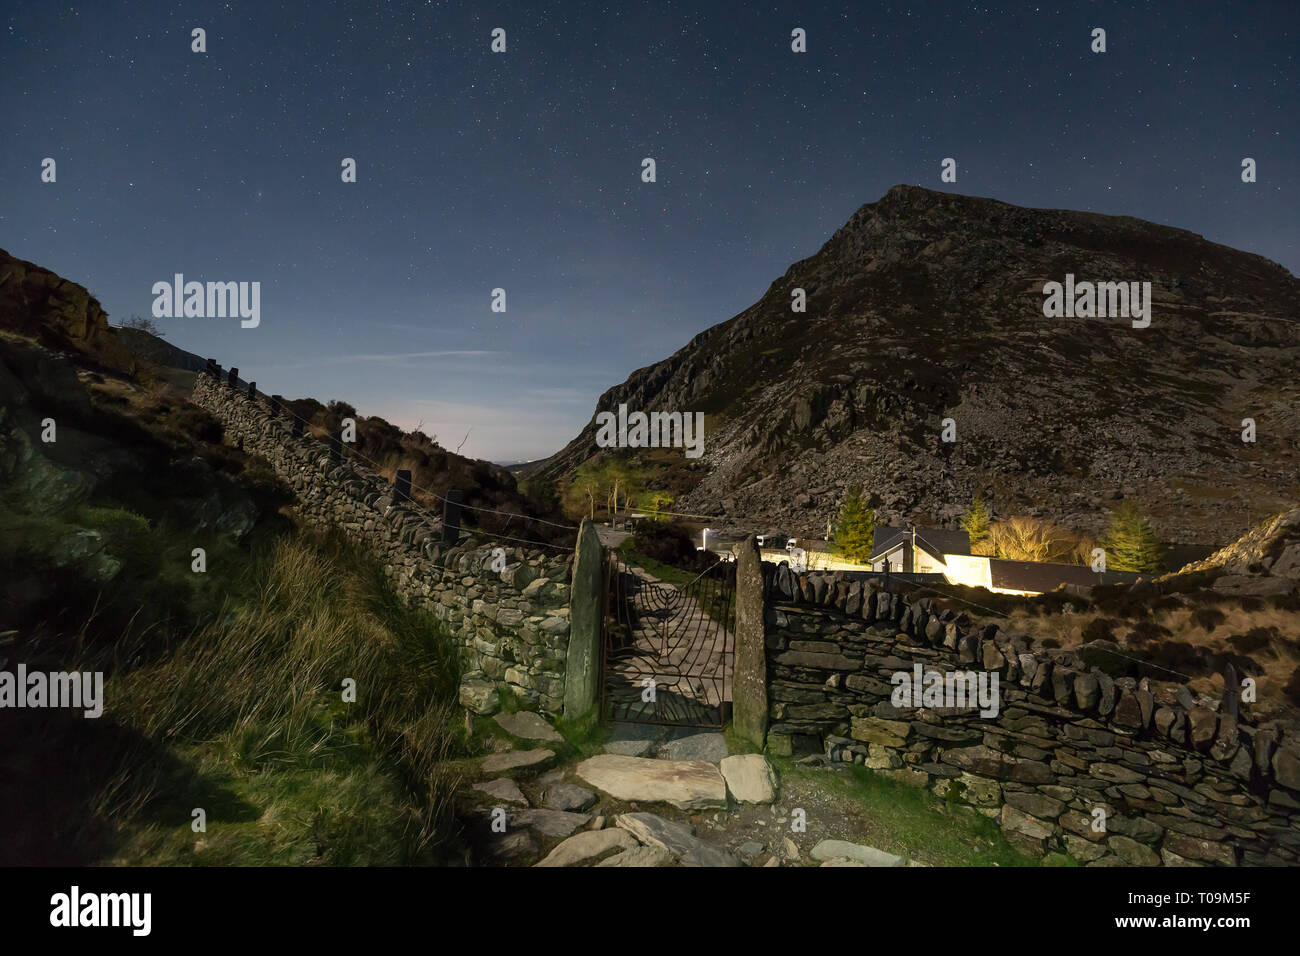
531 186 1300 544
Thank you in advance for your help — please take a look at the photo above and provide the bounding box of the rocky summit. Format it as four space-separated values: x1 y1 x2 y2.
0 248 134 373
531 186 1300 543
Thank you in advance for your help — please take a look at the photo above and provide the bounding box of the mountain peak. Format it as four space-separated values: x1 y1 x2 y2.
534 190 1300 543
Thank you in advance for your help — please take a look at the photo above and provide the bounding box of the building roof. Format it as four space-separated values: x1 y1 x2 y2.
870 526 971 564
988 559 1145 593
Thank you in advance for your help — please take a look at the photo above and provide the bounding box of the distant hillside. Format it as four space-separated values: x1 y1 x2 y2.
531 186 1300 545
0 249 571 546
115 325 208 373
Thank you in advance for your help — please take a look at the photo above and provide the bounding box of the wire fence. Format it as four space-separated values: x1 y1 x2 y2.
201 367 576 562
201 365 1215 685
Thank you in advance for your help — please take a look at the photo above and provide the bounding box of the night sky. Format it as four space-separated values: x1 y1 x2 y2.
4 1 1295 461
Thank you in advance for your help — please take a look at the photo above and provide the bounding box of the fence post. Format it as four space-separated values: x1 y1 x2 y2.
563 518 604 722
733 535 769 750
442 488 463 543
269 396 280 417
247 381 256 399
227 367 239 387
394 469 411 503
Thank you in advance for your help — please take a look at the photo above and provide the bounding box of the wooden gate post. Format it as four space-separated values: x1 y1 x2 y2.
733 535 769 750
563 519 604 722
393 469 412 503
442 489 464 544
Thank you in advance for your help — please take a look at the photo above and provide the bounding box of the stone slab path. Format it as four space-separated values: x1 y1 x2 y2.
459 709 919 868
602 722 728 761
494 711 565 743
481 749 555 774
575 754 728 810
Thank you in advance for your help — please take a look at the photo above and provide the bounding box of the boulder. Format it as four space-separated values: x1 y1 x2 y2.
719 754 779 804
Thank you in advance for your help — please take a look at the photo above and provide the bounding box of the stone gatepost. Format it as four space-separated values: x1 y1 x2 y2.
733 535 769 750
563 518 604 721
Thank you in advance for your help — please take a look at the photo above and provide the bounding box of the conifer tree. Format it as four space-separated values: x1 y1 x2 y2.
1099 501 1164 572
961 493 991 550
833 484 875 564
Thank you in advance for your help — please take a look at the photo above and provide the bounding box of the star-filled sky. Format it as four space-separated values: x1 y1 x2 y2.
4 1 1296 462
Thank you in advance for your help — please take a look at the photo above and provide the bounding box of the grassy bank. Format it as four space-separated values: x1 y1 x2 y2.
1 527 472 865
770 757 1072 867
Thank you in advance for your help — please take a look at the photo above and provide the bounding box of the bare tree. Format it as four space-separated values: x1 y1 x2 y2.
119 314 164 337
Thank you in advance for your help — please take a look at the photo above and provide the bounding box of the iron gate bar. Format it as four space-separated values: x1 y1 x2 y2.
599 549 736 728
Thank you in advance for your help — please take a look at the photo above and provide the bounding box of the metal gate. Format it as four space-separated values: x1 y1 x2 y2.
599 550 736 728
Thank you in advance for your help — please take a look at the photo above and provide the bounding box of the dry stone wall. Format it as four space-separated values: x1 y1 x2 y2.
192 371 573 717
763 565 1300 866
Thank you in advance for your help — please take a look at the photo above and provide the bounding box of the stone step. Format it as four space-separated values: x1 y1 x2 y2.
494 711 564 743
481 748 556 774
576 754 727 810
471 778 529 807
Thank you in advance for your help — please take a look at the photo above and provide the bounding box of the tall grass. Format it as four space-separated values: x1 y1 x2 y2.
1 529 469 865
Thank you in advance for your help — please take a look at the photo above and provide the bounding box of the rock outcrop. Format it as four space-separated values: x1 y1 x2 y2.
1174 506 1300 597
0 248 134 372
